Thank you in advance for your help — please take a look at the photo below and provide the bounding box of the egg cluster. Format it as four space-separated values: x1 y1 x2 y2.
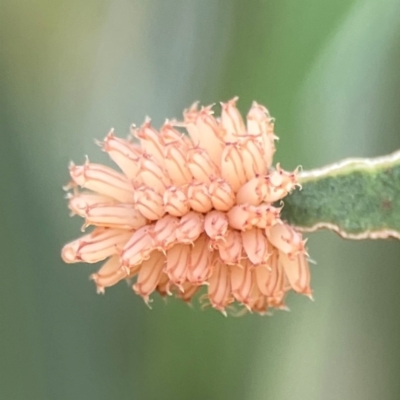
62 98 311 315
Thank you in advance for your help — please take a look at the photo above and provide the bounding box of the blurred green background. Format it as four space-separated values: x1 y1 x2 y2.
1 1 400 399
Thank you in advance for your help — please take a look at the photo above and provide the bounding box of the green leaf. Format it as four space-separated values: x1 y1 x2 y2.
281 150 400 240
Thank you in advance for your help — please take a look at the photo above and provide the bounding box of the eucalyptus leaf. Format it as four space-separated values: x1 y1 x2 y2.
282 150 400 240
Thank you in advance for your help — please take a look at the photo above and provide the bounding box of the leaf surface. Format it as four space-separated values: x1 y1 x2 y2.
282 151 400 239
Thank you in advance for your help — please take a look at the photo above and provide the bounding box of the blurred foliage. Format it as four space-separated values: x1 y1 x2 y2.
1 1 400 399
